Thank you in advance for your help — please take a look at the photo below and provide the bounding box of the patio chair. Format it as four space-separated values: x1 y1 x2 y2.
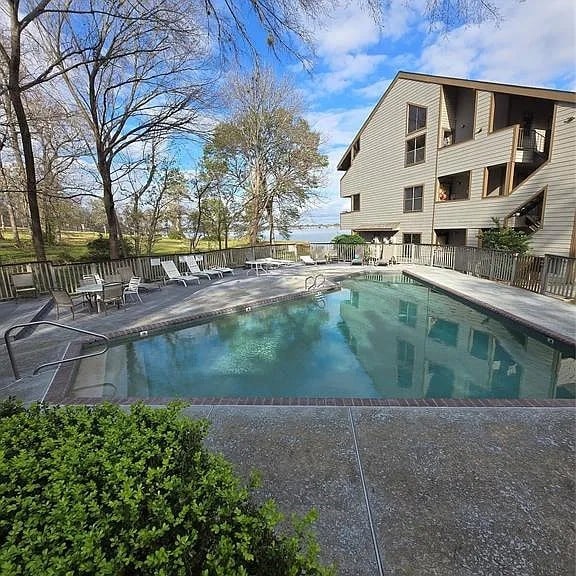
97 282 123 314
104 273 122 284
183 255 222 279
161 260 201 286
51 289 86 320
11 273 37 298
194 254 234 276
300 255 326 265
123 277 143 303
117 265 135 285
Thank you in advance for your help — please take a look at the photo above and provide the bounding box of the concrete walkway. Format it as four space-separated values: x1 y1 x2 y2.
200 405 575 576
0 265 574 574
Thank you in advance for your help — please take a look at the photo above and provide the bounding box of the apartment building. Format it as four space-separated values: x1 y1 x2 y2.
338 72 576 256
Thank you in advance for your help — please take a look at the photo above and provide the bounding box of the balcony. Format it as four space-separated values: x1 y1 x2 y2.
437 171 470 202
515 128 548 164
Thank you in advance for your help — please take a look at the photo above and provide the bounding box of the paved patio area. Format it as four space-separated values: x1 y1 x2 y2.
0 264 574 574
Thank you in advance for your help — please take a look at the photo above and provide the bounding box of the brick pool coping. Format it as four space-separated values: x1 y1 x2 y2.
45 273 576 408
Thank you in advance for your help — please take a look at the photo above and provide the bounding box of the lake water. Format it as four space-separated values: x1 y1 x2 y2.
287 227 350 243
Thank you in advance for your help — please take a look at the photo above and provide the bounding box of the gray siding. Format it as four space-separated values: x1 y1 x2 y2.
339 78 575 256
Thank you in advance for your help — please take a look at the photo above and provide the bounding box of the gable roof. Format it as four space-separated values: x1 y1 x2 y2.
337 71 576 171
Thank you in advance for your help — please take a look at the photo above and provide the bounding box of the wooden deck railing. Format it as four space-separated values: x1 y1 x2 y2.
0 243 574 301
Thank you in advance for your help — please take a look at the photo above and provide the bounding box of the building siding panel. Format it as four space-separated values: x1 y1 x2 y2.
338 74 575 256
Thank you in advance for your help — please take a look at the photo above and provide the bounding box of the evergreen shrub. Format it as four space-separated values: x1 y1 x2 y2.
0 400 332 575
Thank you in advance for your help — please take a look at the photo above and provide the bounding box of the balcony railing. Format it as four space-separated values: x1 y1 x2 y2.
517 128 546 153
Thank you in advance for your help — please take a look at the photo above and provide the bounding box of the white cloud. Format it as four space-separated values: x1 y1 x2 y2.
419 0 576 87
317 53 387 93
305 0 422 95
307 106 374 148
354 77 393 99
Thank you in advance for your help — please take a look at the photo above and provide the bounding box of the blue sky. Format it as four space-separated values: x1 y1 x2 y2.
259 0 576 225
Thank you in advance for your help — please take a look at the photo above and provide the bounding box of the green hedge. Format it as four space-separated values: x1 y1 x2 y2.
0 400 333 575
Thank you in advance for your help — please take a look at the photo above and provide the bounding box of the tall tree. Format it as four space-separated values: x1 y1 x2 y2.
52 1 212 258
207 69 327 244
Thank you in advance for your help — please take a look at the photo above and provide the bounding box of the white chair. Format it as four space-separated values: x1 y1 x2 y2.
183 255 222 279
123 277 143 303
161 260 200 286
194 254 233 276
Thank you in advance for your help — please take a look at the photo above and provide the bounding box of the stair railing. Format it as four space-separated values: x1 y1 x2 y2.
305 274 326 291
4 321 109 380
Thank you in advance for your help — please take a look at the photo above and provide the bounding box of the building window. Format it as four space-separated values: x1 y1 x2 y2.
470 330 491 360
352 194 360 211
398 300 417 327
408 104 427 133
402 233 421 244
397 339 415 388
405 134 425 165
403 186 423 212
428 317 459 347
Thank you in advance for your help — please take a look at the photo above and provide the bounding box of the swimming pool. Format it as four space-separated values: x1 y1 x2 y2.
70 273 575 401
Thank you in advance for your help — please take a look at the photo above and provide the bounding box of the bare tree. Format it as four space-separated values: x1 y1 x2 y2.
50 1 213 258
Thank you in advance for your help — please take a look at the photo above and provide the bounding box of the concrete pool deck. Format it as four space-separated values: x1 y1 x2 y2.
0 264 575 574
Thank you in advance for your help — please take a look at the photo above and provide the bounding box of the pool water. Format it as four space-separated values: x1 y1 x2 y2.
75 274 575 400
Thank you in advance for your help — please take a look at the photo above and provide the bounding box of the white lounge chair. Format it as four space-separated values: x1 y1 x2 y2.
195 254 234 276
300 255 326 265
259 257 294 267
183 255 222 279
161 260 201 286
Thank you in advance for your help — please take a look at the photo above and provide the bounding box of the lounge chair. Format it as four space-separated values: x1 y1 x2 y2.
194 254 234 276
11 273 37 298
259 257 294 267
123 277 143 303
183 255 222 279
300 255 326 265
51 289 86 320
161 260 201 286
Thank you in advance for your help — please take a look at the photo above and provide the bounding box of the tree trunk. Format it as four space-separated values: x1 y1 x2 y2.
8 20 45 260
7 198 19 243
99 154 121 259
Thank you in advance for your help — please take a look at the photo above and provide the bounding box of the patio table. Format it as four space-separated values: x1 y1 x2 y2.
245 261 270 276
73 283 103 312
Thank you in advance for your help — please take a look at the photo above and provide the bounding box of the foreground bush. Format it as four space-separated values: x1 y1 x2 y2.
0 401 333 575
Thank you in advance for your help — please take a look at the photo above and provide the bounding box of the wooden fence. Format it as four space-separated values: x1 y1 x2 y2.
0 243 574 301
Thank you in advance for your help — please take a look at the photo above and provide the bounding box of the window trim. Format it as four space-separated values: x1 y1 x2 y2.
406 103 428 135
405 134 426 166
403 185 424 213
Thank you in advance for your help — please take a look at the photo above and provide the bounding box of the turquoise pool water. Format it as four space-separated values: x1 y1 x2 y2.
82 274 574 400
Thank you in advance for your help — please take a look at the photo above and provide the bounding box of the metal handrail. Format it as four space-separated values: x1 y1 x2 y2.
4 321 109 380
305 274 326 291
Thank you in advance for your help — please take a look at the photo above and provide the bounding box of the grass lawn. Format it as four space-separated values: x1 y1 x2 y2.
0 230 247 264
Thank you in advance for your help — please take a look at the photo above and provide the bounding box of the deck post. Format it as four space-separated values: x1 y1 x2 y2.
539 254 550 294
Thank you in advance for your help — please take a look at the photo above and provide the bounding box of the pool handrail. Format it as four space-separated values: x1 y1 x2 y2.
4 321 109 380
